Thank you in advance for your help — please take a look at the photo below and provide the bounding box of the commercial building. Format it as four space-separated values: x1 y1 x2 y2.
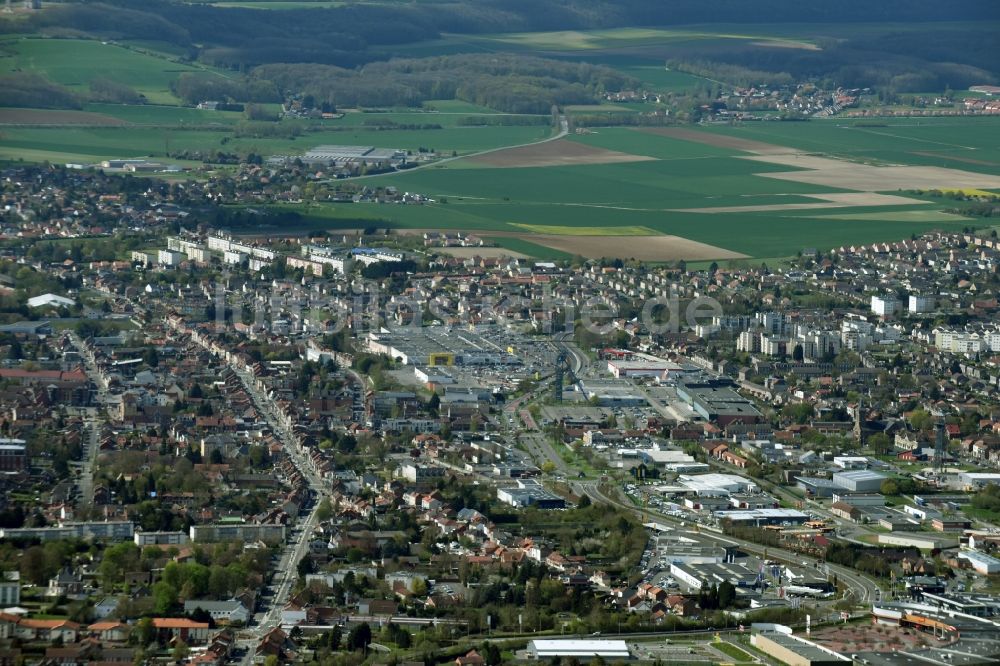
655 535 727 564
606 357 681 379
496 479 566 509
300 145 406 165
669 561 759 590
414 366 454 385
796 476 840 498
526 640 630 661
26 293 75 309
678 473 758 496
957 549 1000 574
714 508 810 527
367 326 520 367
750 632 850 666
676 379 762 427
830 492 885 507
877 532 959 550
639 449 697 469
831 470 886 493
578 380 646 406
189 523 286 545
832 456 869 469
959 472 1000 490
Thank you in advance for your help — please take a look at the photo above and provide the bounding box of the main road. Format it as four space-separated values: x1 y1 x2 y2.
169 319 340 662
574 480 881 607
66 331 109 508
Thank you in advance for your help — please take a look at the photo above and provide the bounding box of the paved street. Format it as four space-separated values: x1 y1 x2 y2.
175 321 348 663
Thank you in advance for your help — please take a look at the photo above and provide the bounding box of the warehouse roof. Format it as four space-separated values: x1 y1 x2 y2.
528 639 630 658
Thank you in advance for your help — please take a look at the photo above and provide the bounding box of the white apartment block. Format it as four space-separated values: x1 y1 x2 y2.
223 250 247 265
934 329 996 354
158 249 186 267
871 294 900 317
908 294 936 313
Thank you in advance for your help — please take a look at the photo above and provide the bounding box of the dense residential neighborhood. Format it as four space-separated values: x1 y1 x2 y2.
0 162 999 665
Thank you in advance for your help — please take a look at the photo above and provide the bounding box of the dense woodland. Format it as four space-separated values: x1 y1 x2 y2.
668 26 1000 93
250 56 636 113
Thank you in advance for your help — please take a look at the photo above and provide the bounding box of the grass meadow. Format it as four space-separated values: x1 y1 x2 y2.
0 37 232 104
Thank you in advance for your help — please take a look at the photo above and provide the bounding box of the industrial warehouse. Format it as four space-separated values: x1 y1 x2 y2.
270 144 408 166
526 639 631 661
367 325 522 366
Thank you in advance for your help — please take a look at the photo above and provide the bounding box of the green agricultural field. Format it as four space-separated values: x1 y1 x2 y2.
0 127 230 163
82 103 245 126
421 100 504 114
454 27 819 52
283 120 994 258
486 236 573 260
699 118 1000 175
509 224 659 236
285 198 972 260
0 122 555 165
0 37 231 104
226 125 554 157
331 109 548 128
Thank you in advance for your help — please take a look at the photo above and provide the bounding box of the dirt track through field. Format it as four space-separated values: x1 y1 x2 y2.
672 192 931 213
638 127 797 154
468 138 656 167
528 234 746 261
910 151 999 167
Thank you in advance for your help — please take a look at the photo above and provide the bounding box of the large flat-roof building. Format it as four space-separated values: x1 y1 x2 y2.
877 532 959 550
832 469 886 493
606 357 681 379
526 639 630 661
367 326 520 367
678 473 758 496
676 379 762 426
670 561 759 590
578 379 647 406
284 145 407 166
957 549 1000 574
959 472 1000 490
497 479 566 509
751 632 850 666
714 508 810 527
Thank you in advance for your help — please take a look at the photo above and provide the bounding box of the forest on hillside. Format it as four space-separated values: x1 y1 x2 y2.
0 1 997 111
2 0 997 72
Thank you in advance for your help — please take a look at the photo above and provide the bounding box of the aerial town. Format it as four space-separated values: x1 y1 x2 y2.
1 162 1000 666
